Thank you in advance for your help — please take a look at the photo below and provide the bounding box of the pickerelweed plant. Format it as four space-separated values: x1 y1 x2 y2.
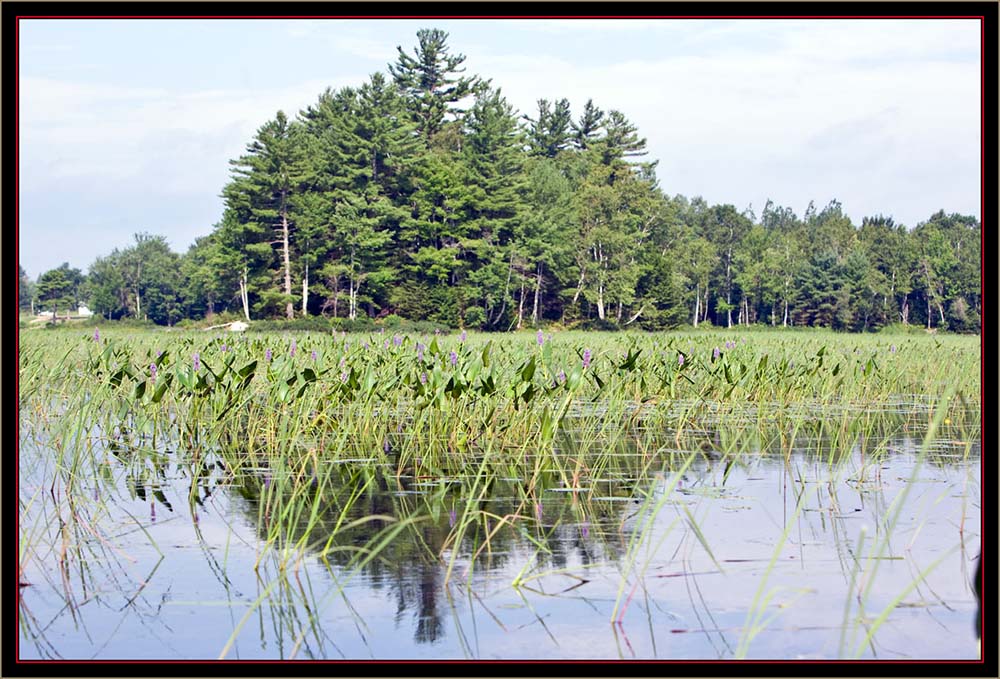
18 327 980 657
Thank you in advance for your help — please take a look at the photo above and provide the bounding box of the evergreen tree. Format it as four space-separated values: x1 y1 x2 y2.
36 265 75 322
389 28 483 141
462 87 529 328
225 111 309 319
524 98 573 158
703 204 752 327
572 98 604 150
521 156 577 325
179 235 225 319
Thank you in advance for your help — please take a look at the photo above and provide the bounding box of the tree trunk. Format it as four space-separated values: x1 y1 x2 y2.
348 248 358 320
301 264 309 317
490 252 514 326
616 300 623 323
572 270 585 305
239 269 250 321
596 282 605 321
332 275 339 318
519 282 529 328
531 265 542 325
725 245 733 328
281 210 293 320
693 283 700 327
782 300 788 327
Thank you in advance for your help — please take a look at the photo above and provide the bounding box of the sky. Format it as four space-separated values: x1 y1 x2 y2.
18 18 982 278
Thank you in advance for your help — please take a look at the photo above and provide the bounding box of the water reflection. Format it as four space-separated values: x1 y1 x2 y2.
18 418 982 659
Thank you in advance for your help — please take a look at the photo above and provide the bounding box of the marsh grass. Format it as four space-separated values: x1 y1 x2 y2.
17 327 980 658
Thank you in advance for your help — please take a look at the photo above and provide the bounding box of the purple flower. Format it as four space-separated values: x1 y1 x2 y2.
449 350 458 367
460 330 467 342
263 475 271 490
581 521 590 538
417 343 425 361
93 328 100 342
383 339 390 350
582 349 591 369
678 353 685 367
449 508 457 528
290 339 297 357
363 341 370 350
193 353 200 372
713 347 720 360
339 356 346 368
157 350 164 358
311 349 318 362
537 330 545 346
435 329 441 336
340 371 349 383
393 334 403 347
557 369 566 384
221 344 228 353
149 364 157 382
265 348 272 362
889 344 897 353
383 439 391 453
420 372 428 385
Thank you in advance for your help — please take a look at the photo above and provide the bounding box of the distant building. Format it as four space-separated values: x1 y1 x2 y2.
77 305 94 317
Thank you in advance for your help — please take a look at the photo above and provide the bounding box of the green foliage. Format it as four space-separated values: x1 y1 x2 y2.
249 317 335 333
36 265 76 320
19 265 35 311
30 29 980 335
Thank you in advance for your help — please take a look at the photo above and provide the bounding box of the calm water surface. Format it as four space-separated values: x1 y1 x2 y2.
18 428 981 660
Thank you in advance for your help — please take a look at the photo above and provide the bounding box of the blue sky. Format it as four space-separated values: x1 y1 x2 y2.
18 18 982 278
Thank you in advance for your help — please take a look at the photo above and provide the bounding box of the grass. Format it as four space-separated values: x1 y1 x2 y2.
17 326 981 659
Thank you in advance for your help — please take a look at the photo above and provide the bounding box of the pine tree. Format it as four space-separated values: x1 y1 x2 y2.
524 98 573 158
36 266 75 322
571 98 605 150
224 111 310 319
460 88 531 328
389 28 483 141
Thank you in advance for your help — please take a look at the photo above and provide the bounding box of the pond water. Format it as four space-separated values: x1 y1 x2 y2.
17 425 981 661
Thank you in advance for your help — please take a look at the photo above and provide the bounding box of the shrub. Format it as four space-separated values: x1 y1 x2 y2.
463 307 487 330
250 317 335 333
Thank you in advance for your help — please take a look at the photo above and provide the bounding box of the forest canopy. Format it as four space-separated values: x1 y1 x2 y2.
24 29 982 334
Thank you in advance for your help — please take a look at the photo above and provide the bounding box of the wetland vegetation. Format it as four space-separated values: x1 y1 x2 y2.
17 327 981 660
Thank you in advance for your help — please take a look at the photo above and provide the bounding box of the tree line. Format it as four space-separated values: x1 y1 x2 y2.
21 29 981 334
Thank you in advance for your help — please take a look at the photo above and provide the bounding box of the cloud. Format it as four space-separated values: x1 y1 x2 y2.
19 76 355 194
18 18 981 276
492 19 686 34
467 20 979 225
